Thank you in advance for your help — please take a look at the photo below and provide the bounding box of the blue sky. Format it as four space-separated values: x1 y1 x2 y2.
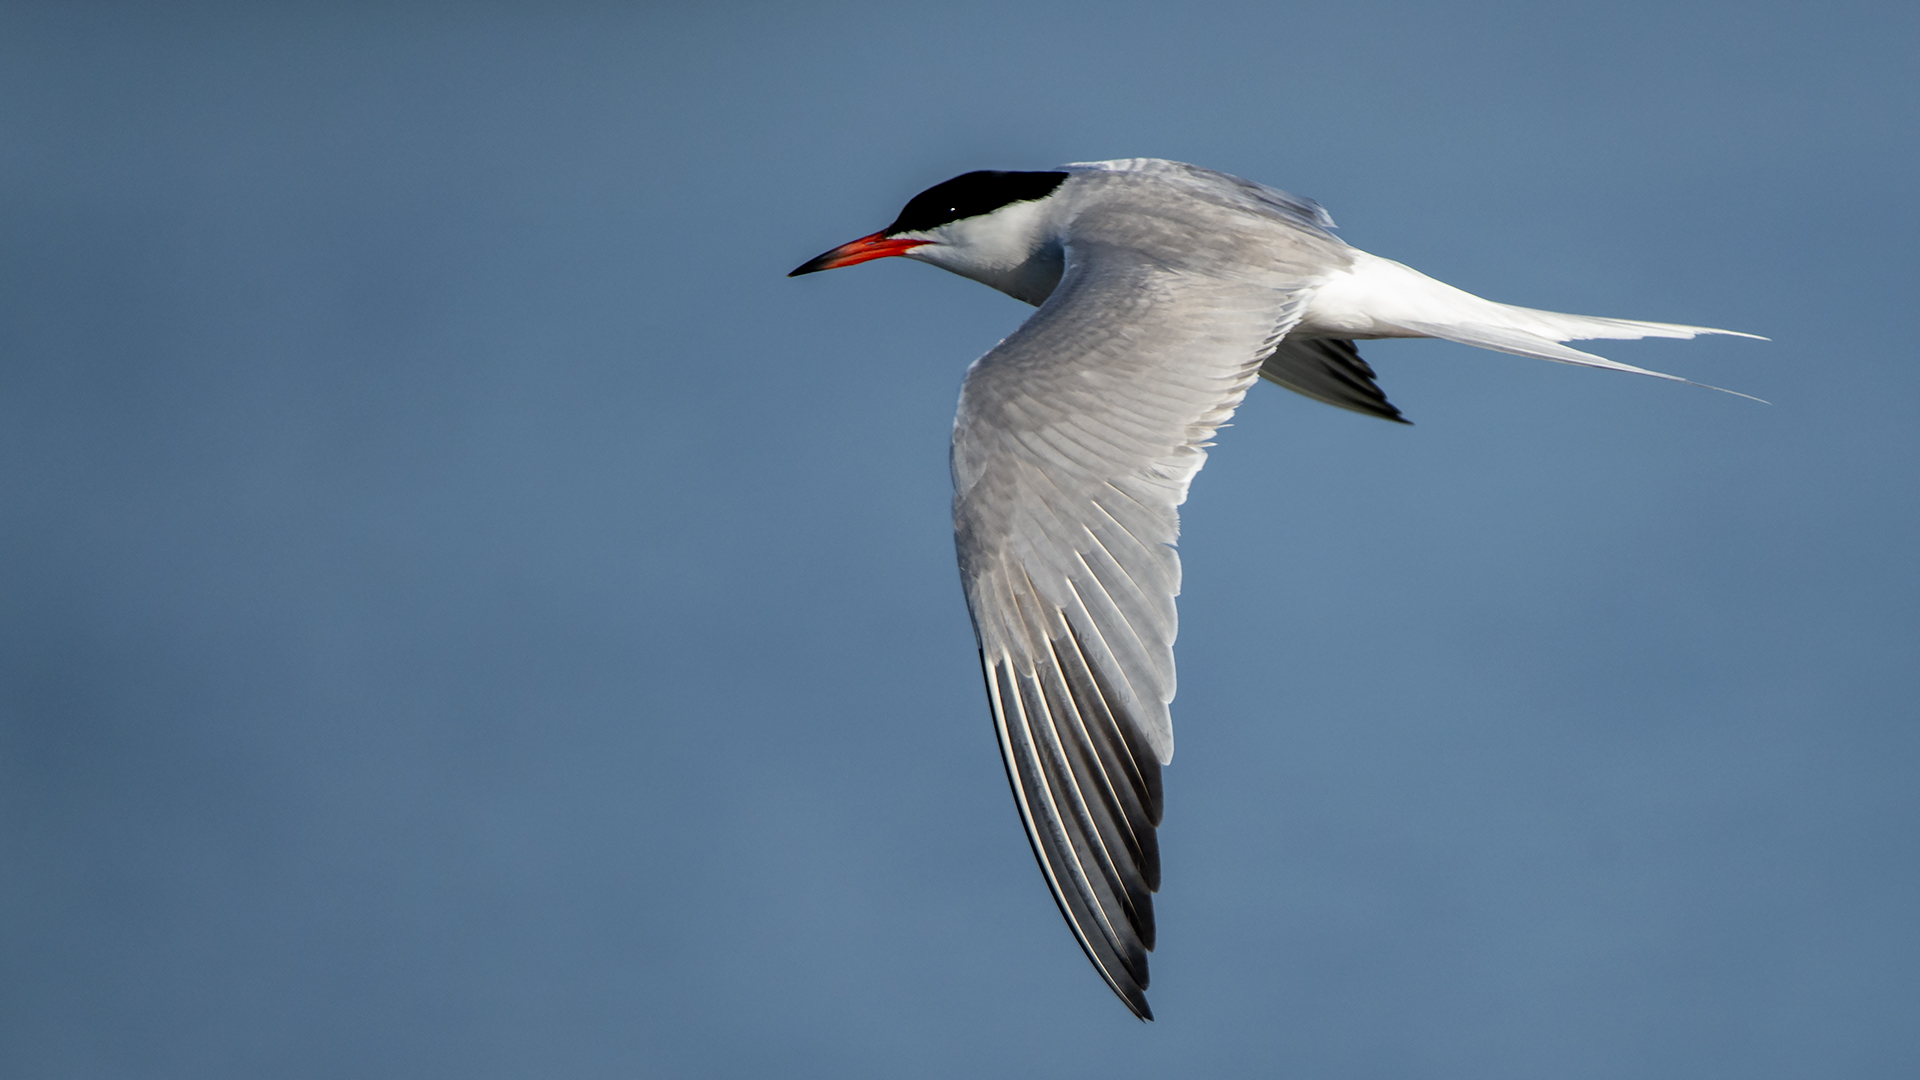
3 3 1916 1077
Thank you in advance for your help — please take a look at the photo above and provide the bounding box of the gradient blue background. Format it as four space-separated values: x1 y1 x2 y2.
3 3 1916 1077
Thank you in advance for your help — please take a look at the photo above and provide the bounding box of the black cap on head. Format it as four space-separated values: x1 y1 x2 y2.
883 170 1070 235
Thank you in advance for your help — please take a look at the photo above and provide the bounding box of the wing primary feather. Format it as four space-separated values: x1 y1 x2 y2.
1051 531 1167 715
1078 516 1177 669
1085 498 1177 599
1054 569 1171 809
1055 595 1165 827
983 649 1155 1020
987 654 1134 997
1034 625 1157 944
1008 575 1151 975
1051 610 1163 891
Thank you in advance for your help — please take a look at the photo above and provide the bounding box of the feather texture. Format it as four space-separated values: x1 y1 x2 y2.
952 171 1349 1017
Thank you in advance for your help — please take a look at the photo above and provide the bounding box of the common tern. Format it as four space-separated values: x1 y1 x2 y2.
790 158 1759 1020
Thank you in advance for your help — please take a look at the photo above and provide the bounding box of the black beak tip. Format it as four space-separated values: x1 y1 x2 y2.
788 253 833 277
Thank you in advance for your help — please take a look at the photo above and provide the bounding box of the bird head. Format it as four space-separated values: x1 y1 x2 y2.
789 170 1071 304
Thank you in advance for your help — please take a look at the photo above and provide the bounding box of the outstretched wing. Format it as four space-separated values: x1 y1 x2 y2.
950 191 1347 1018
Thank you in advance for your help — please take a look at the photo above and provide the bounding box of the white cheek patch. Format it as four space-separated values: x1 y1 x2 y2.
919 200 1055 273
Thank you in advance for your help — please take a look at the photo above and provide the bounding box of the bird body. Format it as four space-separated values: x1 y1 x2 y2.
790 158 1759 1020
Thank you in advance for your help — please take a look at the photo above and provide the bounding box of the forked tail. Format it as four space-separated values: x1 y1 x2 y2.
1327 252 1768 402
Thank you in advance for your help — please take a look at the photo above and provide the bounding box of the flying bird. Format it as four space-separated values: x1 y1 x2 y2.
789 158 1759 1020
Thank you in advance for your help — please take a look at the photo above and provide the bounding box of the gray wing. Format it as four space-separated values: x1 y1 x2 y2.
951 190 1348 1018
1259 336 1408 424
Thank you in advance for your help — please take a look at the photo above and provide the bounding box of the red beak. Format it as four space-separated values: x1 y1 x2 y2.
788 232 931 276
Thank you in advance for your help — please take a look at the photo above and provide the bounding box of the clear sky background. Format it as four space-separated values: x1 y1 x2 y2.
3 3 1915 1078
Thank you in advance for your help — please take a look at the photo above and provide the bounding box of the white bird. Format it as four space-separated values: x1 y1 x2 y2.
790 158 1760 1020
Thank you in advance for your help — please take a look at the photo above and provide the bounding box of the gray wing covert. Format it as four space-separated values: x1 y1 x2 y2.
950 198 1344 1017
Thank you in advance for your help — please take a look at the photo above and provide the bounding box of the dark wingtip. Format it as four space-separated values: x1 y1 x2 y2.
1370 399 1411 424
